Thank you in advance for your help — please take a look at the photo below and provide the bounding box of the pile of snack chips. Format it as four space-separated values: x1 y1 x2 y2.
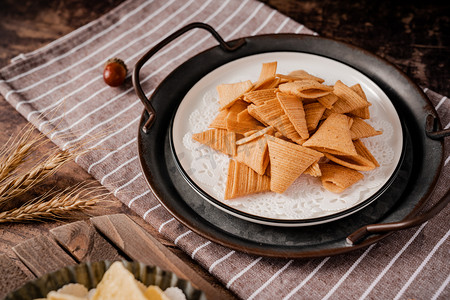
35 261 186 300
192 62 382 199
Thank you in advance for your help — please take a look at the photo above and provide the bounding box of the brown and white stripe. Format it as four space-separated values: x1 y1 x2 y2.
0 0 448 299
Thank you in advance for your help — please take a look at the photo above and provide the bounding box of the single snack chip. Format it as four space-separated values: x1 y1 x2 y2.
320 163 364 193
235 135 270 175
208 108 228 129
192 128 237 156
267 136 323 193
277 69 325 83
316 93 339 109
348 83 371 119
278 80 333 99
328 80 371 114
302 113 357 156
277 92 309 139
217 80 253 110
224 160 271 199
243 88 277 105
304 102 327 132
350 117 383 140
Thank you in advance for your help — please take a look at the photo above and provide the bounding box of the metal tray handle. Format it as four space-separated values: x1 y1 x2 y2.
348 112 449 245
132 22 245 133
426 114 450 139
347 187 450 245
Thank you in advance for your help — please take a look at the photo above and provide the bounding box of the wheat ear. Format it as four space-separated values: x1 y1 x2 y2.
0 183 108 223
0 124 47 182
0 149 78 206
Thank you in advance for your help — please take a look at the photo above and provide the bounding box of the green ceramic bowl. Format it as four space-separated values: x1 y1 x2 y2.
3 260 206 300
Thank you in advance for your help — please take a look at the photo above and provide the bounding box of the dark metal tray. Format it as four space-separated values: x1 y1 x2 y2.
133 23 447 258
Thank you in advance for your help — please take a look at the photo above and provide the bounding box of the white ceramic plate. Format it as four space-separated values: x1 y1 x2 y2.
171 52 403 226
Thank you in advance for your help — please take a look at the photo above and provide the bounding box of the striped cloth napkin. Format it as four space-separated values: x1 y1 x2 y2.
1 0 448 299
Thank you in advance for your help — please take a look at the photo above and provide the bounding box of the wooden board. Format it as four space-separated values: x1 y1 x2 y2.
50 221 125 262
0 254 33 298
12 235 76 277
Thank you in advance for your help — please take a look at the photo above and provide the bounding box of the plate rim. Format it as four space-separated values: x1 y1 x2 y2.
136 33 444 258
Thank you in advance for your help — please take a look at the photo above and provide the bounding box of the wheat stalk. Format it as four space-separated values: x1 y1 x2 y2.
0 124 47 182
0 148 87 207
0 183 109 223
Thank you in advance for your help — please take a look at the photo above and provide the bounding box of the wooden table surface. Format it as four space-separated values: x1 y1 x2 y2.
0 0 448 298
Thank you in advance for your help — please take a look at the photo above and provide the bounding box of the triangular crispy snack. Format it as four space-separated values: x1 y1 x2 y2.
209 108 229 129
350 117 382 140
302 113 357 156
304 161 322 177
278 80 333 99
276 70 325 83
237 108 260 123
247 104 269 126
271 115 306 144
329 80 371 114
252 77 282 91
235 135 270 175
348 84 370 119
324 139 379 171
276 92 309 139
224 160 271 199
226 100 248 118
319 163 364 193
354 139 379 167
217 80 253 110
227 119 265 135
316 93 339 109
258 62 278 82
226 101 264 134
304 102 326 132
247 98 283 127
192 128 236 156
267 136 323 193
243 88 277 105
236 126 275 145
324 153 375 171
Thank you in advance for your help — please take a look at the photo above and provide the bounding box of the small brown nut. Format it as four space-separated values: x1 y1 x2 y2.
103 58 127 87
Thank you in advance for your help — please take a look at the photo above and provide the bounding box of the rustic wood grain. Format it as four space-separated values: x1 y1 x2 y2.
0 254 34 299
12 235 76 277
50 220 125 263
91 214 237 300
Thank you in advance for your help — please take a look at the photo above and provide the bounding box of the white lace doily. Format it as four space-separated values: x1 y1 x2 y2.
171 52 403 223
182 93 395 220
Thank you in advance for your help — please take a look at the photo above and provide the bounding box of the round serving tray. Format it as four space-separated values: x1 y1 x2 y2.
134 24 445 258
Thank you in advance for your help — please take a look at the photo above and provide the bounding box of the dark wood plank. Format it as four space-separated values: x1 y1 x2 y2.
0 254 34 299
12 235 76 277
50 221 125 263
91 214 237 300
